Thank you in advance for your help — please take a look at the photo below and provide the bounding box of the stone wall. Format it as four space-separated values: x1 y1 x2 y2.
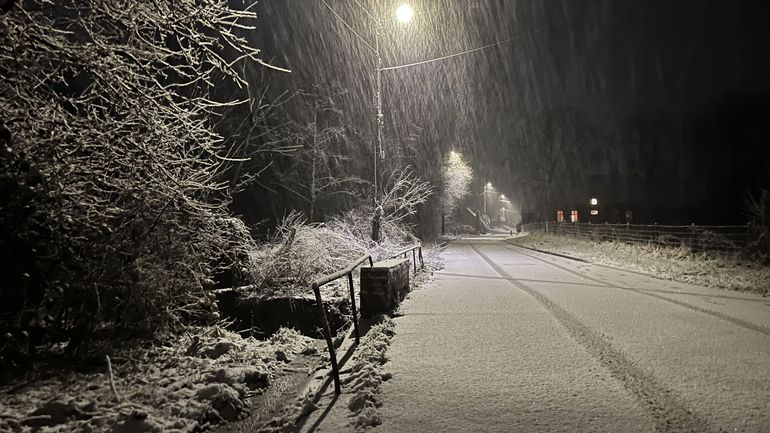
360 258 410 317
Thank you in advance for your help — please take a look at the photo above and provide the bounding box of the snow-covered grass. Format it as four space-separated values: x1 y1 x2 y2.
513 232 770 296
0 327 319 433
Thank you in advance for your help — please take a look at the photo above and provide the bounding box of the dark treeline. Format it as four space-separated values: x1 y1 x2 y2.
231 0 770 226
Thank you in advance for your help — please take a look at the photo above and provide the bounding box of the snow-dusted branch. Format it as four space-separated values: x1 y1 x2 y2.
380 166 434 223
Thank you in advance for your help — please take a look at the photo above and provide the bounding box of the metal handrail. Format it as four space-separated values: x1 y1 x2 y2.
310 253 373 395
390 243 424 273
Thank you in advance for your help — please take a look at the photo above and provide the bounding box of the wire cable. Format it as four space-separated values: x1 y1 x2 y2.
351 0 378 23
319 0 376 53
381 21 567 71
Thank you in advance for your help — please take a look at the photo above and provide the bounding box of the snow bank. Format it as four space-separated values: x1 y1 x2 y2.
342 318 396 430
0 327 318 433
513 232 770 295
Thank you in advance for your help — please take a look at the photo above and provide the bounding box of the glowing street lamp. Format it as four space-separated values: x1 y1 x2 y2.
483 182 493 214
590 197 598 206
395 4 414 23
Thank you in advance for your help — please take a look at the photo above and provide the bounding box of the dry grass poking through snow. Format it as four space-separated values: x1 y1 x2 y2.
513 232 770 296
0 327 318 433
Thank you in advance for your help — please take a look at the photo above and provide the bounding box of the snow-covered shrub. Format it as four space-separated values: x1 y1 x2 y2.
0 1 268 359
249 208 421 291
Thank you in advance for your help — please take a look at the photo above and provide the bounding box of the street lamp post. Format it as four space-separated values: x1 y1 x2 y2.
370 4 412 242
372 4 413 204
374 25 383 201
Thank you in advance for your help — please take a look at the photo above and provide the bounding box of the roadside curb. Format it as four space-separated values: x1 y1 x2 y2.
504 240 589 263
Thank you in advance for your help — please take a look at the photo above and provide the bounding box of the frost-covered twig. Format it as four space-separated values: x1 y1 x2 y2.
106 355 122 403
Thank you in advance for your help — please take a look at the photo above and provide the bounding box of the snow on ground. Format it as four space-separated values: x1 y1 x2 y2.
295 317 396 433
295 247 444 432
512 232 769 295
0 327 320 433
0 246 446 433
341 318 396 430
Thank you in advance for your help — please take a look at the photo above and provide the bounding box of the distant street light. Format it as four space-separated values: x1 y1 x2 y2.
590 197 599 218
483 182 492 215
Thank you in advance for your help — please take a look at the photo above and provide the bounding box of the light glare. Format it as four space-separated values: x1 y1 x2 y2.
395 4 414 23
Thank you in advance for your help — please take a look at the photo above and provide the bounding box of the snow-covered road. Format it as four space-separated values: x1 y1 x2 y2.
374 239 770 432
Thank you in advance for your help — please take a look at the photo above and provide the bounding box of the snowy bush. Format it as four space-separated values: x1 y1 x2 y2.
0 0 271 361
249 208 420 291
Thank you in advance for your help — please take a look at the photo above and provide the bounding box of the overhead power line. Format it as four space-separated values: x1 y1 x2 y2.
381 21 568 71
319 0 376 53
351 0 378 23
319 0 574 72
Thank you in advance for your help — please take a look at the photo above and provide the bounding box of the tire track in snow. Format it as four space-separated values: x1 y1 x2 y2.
469 243 716 433
501 243 770 337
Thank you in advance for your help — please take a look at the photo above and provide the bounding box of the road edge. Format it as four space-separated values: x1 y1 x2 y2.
505 239 589 263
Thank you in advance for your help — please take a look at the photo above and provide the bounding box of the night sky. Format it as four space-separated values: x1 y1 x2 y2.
248 0 770 224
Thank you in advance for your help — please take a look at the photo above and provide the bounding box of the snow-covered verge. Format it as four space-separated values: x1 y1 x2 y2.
280 319 399 433
0 327 319 433
336 318 397 431
292 246 443 432
340 247 442 430
512 232 770 295
410 244 446 290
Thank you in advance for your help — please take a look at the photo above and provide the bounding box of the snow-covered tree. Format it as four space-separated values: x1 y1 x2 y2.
441 151 474 233
380 166 434 224
278 88 367 221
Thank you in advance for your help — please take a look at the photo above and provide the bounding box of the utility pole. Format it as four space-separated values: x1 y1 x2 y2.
374 25 383 205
